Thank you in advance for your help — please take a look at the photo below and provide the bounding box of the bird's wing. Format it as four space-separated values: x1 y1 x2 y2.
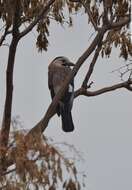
48 65 61 116
48 68 55 99
69 79 74 111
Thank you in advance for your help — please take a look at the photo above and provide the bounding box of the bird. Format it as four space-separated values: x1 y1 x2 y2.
48 56 75 132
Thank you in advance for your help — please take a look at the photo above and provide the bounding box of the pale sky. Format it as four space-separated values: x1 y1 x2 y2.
0 13 132 190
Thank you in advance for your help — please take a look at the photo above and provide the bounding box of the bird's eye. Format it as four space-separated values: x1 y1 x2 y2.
62 63 67 66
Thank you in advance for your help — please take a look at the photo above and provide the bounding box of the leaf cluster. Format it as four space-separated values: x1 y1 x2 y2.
101 29 132 59
0 130 83 190
0 0 82 51
0 0 131 56
83 0 131 59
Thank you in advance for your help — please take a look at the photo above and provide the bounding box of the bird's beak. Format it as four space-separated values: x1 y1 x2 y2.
67 62 75 66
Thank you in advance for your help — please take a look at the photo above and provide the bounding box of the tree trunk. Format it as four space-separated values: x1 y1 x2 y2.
0 37 19 153
0 0 20 157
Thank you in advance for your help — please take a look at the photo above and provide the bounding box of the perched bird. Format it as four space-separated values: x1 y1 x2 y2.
48 56 75 132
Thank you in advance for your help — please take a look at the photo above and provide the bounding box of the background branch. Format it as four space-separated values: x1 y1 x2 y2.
80 0 99 31
82 44 102 88
75 80 132 97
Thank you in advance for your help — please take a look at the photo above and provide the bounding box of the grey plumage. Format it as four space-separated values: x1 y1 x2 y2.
48 56 75 132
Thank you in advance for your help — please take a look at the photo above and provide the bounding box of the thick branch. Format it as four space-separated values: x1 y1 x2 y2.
19 0 55 39
75 80 132 97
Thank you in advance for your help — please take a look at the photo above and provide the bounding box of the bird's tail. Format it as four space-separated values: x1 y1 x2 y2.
61 109 74 132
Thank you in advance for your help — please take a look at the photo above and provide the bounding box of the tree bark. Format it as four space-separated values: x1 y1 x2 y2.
0 36 19 173
0 37 19 149
0 0 20 152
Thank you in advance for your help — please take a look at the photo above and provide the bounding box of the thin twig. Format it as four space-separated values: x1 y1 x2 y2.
0 26 9 46
1 168 16 176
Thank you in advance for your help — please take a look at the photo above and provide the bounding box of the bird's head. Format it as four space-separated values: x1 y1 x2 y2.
51 56 75 67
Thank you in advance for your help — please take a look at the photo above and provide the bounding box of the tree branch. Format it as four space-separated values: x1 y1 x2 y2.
80 0 99 31
19 0 55 39
1 168 15 177
110 16 130 29
82 44 102 88
0 26 10 46
70 0 99 31
75 80 132 97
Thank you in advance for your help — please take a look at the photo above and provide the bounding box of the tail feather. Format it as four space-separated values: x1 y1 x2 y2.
61 110 74 132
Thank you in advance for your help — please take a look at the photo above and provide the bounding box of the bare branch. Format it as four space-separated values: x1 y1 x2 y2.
19 0 55 39
75 80 132 97
111 63 132 81
82 44 102 88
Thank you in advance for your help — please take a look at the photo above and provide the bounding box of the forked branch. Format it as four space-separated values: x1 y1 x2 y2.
75 80 132 97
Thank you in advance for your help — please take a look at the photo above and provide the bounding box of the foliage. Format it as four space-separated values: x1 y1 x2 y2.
0 0 131 55
101 30 132 59
0 129 83 190
0 0 82 51
0 0 131 56
85 0 131 59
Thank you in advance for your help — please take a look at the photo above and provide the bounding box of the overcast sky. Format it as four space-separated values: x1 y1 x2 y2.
0 12 132 190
